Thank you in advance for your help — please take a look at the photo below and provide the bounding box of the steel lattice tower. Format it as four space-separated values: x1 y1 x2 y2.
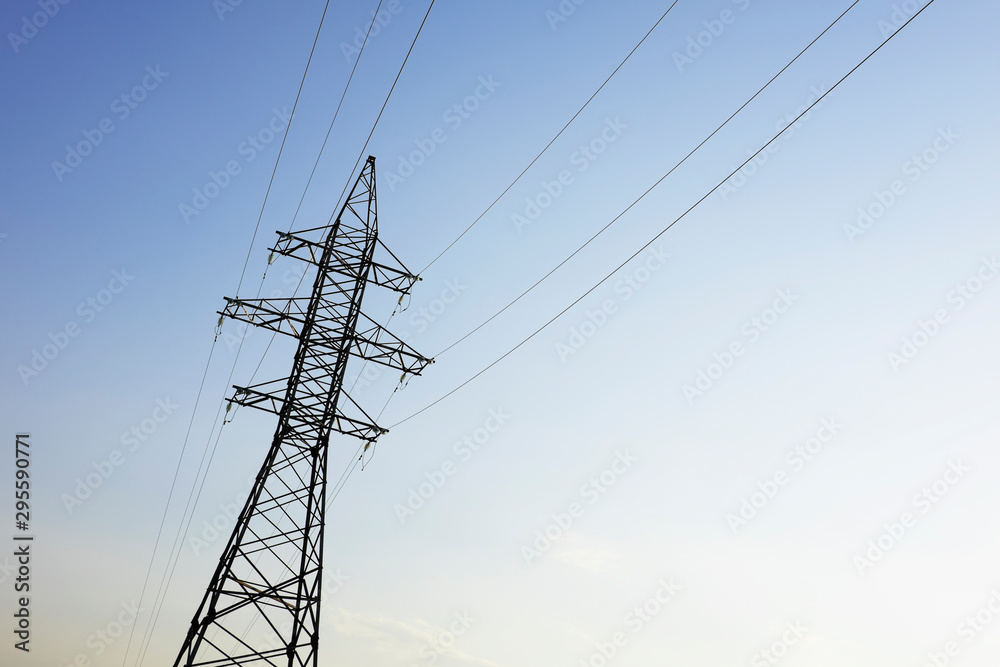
172 156 432 667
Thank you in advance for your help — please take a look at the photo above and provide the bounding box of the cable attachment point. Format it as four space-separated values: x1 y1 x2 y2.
395 292 412 314
397 372 412 391
360 440 377 470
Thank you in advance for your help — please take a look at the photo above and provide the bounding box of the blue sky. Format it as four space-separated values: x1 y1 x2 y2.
2 0 1000 665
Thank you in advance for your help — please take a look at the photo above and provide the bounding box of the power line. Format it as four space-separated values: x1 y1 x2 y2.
388 0 937 430
120 0 348 652
286 0 387 234
329 0 437 220
132 368 238 666
237 0 669 428
119 339 218 667
229 0 662 455
234 0 335 296
131 2 440 658
432 0 863 358
198 0 437 498
126 0 349 660
170 156 427 664
417 1 681 275
236 0 439 416
291 0 670 460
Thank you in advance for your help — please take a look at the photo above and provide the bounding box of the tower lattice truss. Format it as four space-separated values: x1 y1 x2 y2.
173 156 432 667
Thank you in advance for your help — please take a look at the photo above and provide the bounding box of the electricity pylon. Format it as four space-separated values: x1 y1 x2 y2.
172 156 432 667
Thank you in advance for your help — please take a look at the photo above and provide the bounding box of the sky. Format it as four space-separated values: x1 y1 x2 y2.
2 0 1000 665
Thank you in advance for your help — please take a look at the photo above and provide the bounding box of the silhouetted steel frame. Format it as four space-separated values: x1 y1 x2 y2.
172 157 430 667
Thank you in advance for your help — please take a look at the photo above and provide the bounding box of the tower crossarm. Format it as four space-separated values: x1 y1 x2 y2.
331 389 386 441
369 237 422 293
351 311 434 375
228 377 298 417
219 297 311 338
231 379 386 442
221 298 432 374
271 230 419 295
